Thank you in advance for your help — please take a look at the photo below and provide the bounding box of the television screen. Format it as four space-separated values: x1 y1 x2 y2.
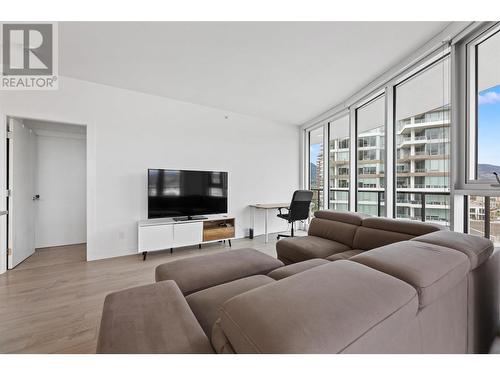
148 169 228 219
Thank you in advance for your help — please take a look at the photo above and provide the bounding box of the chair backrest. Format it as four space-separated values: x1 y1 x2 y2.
288 190 314 221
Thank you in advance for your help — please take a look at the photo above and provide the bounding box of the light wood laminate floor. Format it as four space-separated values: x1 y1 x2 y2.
0 233 301 353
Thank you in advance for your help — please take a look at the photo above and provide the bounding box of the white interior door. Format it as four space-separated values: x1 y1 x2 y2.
8 118 37 268
0 114 7 274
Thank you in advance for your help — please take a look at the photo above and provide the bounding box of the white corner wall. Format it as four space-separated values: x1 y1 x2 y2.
35 133 86 248
0 77 300 261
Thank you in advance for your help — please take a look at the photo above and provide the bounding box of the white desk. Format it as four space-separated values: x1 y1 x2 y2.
249 203 289 243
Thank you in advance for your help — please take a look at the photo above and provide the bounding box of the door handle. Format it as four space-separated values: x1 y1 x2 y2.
32 195 40 201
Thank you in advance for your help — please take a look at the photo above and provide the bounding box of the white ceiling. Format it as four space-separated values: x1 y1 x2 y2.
59 22 450 125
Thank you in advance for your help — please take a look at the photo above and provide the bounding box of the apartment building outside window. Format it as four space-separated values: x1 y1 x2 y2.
356 95 385 216
394 56 451 226
467 196 500 246
308 127 324 212
328 114 350 211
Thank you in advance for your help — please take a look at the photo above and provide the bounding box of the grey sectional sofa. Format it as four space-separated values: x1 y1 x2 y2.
97 211 499 354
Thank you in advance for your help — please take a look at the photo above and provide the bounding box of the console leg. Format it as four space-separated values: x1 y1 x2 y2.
142 251 147 261
228 239 232 247
170 248 173 254
198 244 201 249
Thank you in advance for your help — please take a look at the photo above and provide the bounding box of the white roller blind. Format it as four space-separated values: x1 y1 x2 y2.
357 95 385 133
329 115 349 139
309 127 323 146
478 30 500 92
396 56 450 121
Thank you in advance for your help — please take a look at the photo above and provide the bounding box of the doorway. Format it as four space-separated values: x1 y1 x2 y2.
5 117 87 269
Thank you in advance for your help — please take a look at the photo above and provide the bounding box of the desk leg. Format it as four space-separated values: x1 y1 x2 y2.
265 209 269 243
250 206 255 239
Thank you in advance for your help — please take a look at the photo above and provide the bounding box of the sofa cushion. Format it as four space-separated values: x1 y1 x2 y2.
351 241 470 308
267 258 330 280
308 217 359 247
411 230 493 270
216 261 418 353
212 318 236 354
97 281 213 354
276 236 351 264
314 210 367 226
155 248 283 296
352 217 443 250
353 226 414 250
362 217 443 236
186 275 274 336
326 249 364 262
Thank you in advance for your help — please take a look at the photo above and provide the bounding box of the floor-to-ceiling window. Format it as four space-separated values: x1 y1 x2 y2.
301 23 500 232
464 24 500 244
328 115 349 211
356 95 385 216
308 127 324 212
394 56 451 226
467 25 500 181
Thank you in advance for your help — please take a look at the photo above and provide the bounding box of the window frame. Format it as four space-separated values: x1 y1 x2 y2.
327 112 351 211
391 53 452 227
354 92 387 216
465 22 500 184
306 123 327 211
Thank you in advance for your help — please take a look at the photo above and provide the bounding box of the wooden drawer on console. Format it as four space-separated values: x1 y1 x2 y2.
203 219 235 242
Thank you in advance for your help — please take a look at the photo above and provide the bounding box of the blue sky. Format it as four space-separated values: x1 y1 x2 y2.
478 85 500 166
310 144 321 165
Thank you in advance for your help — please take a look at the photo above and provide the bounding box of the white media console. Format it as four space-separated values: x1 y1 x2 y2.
138 215 236 260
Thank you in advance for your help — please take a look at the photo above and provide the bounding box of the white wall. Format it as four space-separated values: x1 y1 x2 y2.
35 133 86 248
0 76 300 261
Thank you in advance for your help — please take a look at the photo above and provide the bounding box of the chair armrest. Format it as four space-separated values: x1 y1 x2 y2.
278 207 289 215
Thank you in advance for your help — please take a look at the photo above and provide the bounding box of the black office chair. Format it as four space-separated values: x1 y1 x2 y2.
277 190 314 239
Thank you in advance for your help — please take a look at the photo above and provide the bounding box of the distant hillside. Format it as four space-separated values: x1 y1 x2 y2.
478 164 500 180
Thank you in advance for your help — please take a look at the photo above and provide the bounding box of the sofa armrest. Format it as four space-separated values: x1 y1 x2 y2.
216 261 418 353
97 281 213 353
411 230 493 270
352 240 470 308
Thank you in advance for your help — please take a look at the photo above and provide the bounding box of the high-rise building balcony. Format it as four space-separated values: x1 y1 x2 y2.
396 119 451 135
397 201 450 209
397 137 449 148
397 154 449 161
396 171 449 177
329 159 349 165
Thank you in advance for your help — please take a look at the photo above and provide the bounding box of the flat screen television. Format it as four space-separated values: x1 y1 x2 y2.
148 169 228 219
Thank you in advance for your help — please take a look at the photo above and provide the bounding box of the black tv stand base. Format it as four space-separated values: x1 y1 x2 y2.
173 216 208 222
